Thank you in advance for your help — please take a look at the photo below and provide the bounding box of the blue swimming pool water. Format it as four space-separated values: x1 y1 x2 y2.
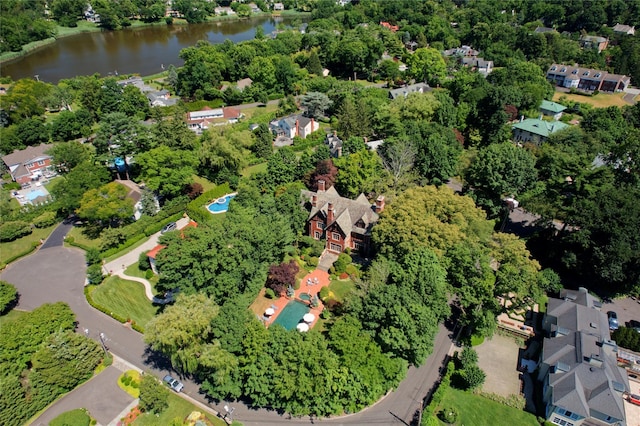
207 193 237 214
272 300 310 331
26 189 47 201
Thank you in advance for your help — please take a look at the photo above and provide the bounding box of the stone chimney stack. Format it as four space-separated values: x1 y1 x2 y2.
311 117 315 133
375 195 385 213
327 202 334 223
311 194 317 207
317 179 326 192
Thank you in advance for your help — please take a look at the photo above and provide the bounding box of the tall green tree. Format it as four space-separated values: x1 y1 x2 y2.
405 47 446 85
137 146 198 198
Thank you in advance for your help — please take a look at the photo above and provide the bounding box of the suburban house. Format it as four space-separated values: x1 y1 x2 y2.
443 45 479 57
380 21 399 32
460 56 494 76
270 114 319 139
612 23 635 35
538 287 629 426
579 35 609 53
214 6 235 15
186 106 243 133
388 82 432 99
2 144 55 185
540 100 567 121
273 3 284 11
546 64 631 93
147 244 166 274
147 89 177 107
248 3 261 13
301 181 383 256
512 118 569 145
534 26 557 34
325 131 343 157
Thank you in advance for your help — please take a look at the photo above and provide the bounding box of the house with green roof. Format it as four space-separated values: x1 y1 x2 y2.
540 100 567 120
512 118 569 145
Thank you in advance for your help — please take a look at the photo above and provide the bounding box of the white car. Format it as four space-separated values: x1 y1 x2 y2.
163 374 184 392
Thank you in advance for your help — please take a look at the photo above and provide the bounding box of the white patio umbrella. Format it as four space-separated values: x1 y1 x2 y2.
296 323 310 332
265 308 275 316
303 313 315 323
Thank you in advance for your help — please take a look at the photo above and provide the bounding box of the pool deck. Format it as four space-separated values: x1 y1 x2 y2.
264 269 330 330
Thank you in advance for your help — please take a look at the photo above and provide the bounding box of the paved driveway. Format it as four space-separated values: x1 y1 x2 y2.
1 223 456 426
33 366 133 426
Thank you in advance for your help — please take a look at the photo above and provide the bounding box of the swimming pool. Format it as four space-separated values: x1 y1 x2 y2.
26 189 47 201
272 300 310 331
206 193 237 214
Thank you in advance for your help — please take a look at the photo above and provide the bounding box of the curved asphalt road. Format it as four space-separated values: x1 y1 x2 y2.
1 224 454 425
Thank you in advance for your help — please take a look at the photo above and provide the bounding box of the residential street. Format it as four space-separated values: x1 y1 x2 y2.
1 223 455 425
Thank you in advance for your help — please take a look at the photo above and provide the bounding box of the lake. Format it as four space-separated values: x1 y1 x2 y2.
1 15 304 83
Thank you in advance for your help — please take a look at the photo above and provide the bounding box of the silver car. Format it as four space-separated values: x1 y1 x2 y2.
163 374 184 392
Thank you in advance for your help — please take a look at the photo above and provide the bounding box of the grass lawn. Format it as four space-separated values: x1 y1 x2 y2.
438 388 538 426
124 264 159 295
50 408 92 426
249 287 278 318
0 223 58 267
132 392 226 426
241 162 267 177
192 175 217 192
553 91 630 108
0 309 27 327
90 276 157 328
66 226 102 250
327 278 355 303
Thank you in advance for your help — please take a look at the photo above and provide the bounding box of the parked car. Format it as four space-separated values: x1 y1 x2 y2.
607 311 619 330
161 221 177 234
163 374 184 392
627 320 640 333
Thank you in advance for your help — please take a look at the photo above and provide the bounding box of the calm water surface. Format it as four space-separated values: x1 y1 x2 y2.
1 16 302 83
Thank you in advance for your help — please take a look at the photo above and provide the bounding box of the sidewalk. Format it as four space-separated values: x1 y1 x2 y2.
103 217 191 300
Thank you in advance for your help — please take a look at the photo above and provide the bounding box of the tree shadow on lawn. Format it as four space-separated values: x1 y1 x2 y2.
142 346 174 372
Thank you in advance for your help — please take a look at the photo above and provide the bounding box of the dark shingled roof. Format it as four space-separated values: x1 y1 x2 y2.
302 186 379 237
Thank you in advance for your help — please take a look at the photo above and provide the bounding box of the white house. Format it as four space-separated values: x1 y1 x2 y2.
270 114 319 139
186 106 243 133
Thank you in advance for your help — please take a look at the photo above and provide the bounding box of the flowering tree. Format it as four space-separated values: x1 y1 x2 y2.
266 260 299 295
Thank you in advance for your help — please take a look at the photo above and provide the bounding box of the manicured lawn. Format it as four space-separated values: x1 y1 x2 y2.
0 309 27 327
241 162 268 177
0 223 58 267
132 392 227 426
50 408 91 426
66 226 102 250
327 278 355 303
192 175 217 192
124 264 158 295
553 91 629 108
438 388 538 426
90 276 157 328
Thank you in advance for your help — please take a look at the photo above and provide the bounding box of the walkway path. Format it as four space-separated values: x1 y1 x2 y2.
103 216 191 300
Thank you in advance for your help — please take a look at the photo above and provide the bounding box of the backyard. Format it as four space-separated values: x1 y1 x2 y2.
553 91 633 108
90 276 158 329
438 388 538 426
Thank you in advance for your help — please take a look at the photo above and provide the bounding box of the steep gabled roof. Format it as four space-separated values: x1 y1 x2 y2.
302 186 379 236
2 144 53 169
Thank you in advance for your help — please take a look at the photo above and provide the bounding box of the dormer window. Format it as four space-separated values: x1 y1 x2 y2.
560 68 567 72
551 66 557 71
571 69 578 74
583 71 589 76
594 73 601 78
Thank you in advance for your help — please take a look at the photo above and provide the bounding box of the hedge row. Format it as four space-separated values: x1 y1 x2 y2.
84 285 144 333
65 237 94 252
424 360 455 417
186 183 232 224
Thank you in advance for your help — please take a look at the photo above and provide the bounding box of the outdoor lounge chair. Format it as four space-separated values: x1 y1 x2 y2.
271 304 278 310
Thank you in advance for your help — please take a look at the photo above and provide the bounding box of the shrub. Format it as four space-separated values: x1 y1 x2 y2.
100 227 127 250
87 264 104 285
138 251 151 270
345 264 358 277
86 248 101 266
319 286 329 300
438 406 458 424
0 221 32 242
32 211 57 228
145 269 154 280
463 364 486 390
334 253 352 273
0 280 18 314
307 256 319 267
139 373 169 414
265 288 276 299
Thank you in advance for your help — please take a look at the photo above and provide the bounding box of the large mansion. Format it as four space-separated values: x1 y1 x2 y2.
301 181 384 256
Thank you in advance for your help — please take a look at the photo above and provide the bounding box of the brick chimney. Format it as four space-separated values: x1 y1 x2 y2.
311 117 315 133
311 194 317 207
375 195 385 213
327 202 334 223
317 179 326 192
